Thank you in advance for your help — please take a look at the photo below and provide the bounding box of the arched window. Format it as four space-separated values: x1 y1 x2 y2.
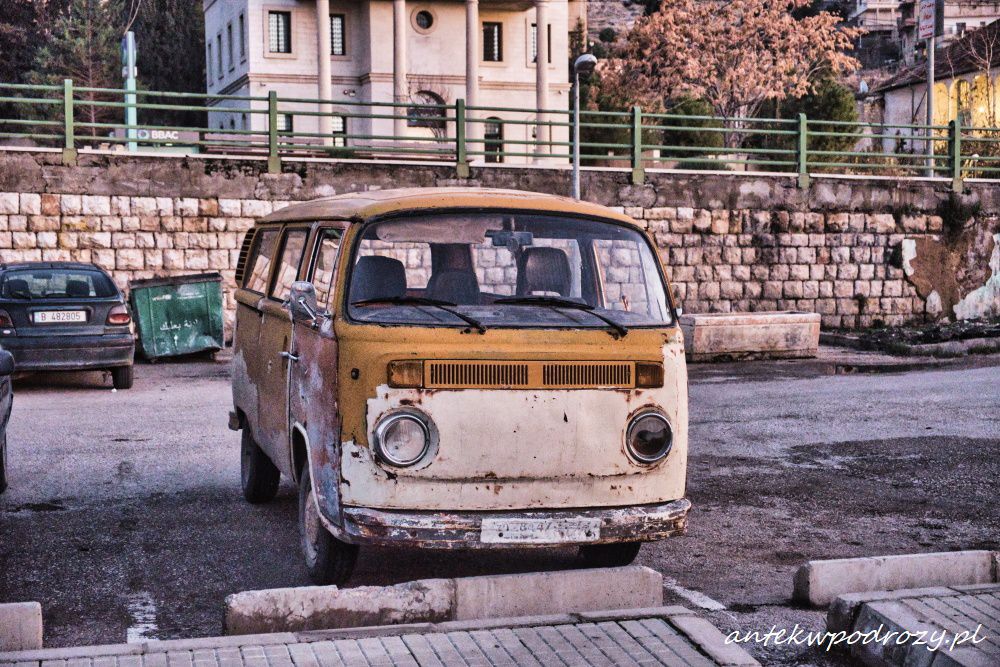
484 117 503 163
408 90 447 137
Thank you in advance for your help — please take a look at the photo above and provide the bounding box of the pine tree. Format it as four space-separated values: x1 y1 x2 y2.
28 0 126 138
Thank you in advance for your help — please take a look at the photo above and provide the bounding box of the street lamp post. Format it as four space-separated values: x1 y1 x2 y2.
571 54 597 200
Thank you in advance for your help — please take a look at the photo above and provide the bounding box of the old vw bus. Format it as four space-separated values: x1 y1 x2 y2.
230 188 689 584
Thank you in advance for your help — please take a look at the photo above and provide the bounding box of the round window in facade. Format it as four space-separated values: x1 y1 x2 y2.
412 9 435 33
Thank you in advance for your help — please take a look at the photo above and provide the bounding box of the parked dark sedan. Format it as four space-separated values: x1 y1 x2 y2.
0 262 135 389
0 346 13 494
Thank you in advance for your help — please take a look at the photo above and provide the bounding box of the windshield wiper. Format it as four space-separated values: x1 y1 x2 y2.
494 296 628 338
352 295 487 334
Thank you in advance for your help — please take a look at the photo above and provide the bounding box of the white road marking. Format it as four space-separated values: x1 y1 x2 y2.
126 591 159 643
663 578 728 611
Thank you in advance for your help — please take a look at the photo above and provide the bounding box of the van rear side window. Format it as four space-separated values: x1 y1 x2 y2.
244 229 279 293
270 230 308 301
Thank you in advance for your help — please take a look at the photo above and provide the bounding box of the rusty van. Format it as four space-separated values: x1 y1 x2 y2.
229 188 690 584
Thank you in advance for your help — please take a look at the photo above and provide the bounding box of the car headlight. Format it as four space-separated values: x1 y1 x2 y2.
373 412 431 467
626 411 673 464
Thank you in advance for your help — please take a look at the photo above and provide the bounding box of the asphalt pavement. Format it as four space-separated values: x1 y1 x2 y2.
0 354 997 666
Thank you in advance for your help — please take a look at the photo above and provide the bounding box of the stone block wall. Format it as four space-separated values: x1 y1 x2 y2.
0 151 996 337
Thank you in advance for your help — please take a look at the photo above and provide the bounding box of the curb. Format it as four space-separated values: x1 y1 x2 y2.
0 606 761 666
0 602 42 652
224 566 664 635
793 550 1000 608
826 584 1000 667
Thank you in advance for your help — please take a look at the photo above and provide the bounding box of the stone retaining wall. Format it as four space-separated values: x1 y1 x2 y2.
0 150 997 337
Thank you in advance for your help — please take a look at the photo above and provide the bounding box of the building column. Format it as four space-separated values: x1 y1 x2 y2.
534 0 550 159
393 0 408 137
465 0 480 143
316 0 333 146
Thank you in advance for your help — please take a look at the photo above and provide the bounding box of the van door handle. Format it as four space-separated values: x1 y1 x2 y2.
280 351 299 363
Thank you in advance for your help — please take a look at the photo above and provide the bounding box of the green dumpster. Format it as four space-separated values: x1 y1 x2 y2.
129 273 225 360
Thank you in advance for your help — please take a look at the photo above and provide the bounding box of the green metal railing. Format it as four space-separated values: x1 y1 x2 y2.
0 79 993 190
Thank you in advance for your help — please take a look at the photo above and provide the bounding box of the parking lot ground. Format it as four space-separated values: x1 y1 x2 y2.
0 354 998 666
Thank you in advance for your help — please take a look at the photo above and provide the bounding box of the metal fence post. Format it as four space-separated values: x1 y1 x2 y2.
62 78 77 166
267 90 281 174
950 118 963 193
630 105 645 185
455 98 470 179
797 113 810 189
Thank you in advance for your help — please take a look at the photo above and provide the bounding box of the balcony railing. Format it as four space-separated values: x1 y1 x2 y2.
0 79 995 191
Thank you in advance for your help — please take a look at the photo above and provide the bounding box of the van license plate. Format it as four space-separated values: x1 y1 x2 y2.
33 310 87 324
480 518 601 544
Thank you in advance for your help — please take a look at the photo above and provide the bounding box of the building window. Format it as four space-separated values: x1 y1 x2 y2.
269 11 292 53
332 115 346 147
484 117 503 163
207 43 213 81
331 14 346 55
483 22 502 62
408 90 447 136
530 23 551 64
239 13 246 60
276 113 293 133
216 34 223 78
227 23 234 70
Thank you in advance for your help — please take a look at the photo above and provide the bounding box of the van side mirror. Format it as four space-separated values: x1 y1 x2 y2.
0 350 14 376
288 282 321 323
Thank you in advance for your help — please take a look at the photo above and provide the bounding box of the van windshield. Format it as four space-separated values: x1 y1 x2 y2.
346 213 673 329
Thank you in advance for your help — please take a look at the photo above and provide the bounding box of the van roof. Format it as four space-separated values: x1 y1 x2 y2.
258 188 637 226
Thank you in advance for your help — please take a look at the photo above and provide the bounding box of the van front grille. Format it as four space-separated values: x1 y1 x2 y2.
425 360 635 389
542 362 632 388
427 361 529 388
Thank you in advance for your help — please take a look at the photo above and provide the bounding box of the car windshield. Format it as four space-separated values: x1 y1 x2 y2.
0 269 118 299
346 213 673 329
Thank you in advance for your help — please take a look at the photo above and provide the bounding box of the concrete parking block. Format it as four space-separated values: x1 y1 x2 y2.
452 566 663 621
224 566 662 635
794 550 999 607
224 580 454 635
680 311 820 361
0 603 42 652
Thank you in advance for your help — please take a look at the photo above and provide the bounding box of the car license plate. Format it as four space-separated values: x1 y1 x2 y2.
480 517 601 544
33 310 87 324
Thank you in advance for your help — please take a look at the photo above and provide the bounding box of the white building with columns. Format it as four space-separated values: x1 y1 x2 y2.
203 0 582 162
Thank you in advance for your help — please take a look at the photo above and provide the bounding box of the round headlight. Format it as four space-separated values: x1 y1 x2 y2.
373 413 430 467
626 412 672 464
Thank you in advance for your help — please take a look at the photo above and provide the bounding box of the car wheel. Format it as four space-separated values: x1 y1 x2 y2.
577 542 642 568
111 365 134 390
299 464 358 585
240 429 280 504
0 434 7 494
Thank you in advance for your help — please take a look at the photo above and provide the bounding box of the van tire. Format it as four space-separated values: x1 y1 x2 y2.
577 542 642 568
240 429 280 503
111 365 134 390
0 434 7 494
299 465 358 585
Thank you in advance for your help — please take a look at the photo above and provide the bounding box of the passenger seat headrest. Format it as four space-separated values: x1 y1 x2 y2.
516 247 571 297
349 255 407 303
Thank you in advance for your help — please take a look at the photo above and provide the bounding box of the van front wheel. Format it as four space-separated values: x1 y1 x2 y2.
577 542 642 568
298 466 358 585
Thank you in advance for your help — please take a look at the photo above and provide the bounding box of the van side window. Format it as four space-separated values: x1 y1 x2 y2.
270 229 308 301
244 229 280 293
311 230 341 309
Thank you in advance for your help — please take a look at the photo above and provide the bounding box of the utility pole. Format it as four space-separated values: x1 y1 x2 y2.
918 0 938 176
122 31 138 153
